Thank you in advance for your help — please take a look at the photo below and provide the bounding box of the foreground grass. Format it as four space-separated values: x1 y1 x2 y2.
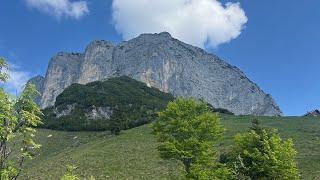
21 127 184 179
20 116 320 179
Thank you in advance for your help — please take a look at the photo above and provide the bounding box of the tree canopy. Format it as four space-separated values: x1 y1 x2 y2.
152 98 231 179
0 58 42 179
230 119 299 179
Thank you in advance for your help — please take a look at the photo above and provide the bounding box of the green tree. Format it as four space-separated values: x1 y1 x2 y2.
60 165 96 180
109 117 122 135
61 165 79 180
0 58 42 179
152 98 231 179
230 120 299 179
0 57 9 82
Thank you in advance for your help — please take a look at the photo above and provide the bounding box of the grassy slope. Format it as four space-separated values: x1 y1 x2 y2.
22 127 184 179
21 116 320 179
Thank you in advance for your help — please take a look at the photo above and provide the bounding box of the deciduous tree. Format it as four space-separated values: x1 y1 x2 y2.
152 98 231 179
0 58 42 179
230 119 299 179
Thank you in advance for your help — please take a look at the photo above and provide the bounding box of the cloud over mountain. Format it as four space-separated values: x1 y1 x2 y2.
1 63 32 95
112 0 247 48
25 0 89 19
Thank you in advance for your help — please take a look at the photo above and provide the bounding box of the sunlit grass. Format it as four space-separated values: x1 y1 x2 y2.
19 116 320 179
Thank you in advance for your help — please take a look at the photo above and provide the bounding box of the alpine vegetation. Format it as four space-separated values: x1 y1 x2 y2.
0 58 42 180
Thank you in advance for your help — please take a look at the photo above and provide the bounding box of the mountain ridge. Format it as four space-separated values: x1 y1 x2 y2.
28 32 282 116
304 109 320 117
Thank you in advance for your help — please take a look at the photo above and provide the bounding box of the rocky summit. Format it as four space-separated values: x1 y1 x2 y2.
28 32 282 116
304 110 320 117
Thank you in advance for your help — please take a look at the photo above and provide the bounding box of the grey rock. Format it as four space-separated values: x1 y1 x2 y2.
85 106 113 120
53 103 112 120
32 32 282 116
78 40 116 84
71 139 81 147
27 75 45 105
54 104 76 118
41 52 84 108
304 109 320 117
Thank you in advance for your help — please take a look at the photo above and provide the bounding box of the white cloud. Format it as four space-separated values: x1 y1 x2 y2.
1 63 32 95
25 0 89 19
112 0 248 48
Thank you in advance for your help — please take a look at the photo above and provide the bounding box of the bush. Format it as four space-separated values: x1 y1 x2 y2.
229 119 299 179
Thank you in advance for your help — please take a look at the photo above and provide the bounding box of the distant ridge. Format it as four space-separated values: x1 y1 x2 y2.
304 109 320 117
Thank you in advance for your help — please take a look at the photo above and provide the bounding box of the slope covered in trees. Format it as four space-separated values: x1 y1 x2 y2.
42 76 174 131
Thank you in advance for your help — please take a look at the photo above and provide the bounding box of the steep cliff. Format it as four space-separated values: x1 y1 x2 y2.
27 75 45 105
33 32 282 116
41 52 84 107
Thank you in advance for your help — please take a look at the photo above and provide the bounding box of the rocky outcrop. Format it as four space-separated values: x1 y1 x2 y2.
27 75 45 105
85 106 113 120
78 40 116 84
41 52 84 107
54 104 76 118
53 104 113 119
32 32 282 116
304 110 320 117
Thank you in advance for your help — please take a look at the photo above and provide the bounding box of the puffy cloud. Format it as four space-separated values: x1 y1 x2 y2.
25 0 89 19
1 63 32 95
112 0 247 48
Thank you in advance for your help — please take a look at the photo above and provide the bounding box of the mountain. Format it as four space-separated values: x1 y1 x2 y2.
41 76 174 131
27 75 45 105
29 32 282 116
304 109 320 117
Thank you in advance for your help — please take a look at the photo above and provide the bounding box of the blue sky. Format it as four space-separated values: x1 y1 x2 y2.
0 0 319 116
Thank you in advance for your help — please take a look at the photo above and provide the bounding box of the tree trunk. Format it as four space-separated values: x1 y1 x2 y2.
183 159 192 177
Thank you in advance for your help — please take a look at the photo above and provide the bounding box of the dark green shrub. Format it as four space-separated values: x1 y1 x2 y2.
206 103 234 115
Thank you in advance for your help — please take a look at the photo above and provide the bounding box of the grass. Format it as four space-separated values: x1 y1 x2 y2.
19 115 320 179
21 126 184 179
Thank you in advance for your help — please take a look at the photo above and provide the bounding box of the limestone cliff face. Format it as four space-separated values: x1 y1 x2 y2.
27 75 45 105
34 32 282 116
41 52 84 108
78 40 115 84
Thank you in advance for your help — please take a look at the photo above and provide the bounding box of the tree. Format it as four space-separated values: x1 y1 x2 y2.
230 119 299 179
60 165 96 180
152 98 231 179
0 57 9 82
61 165 79 180
109 118 121 135
0 58 43 179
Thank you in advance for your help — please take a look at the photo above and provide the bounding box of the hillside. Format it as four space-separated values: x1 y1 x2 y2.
42 76 174 131
21 116 320 179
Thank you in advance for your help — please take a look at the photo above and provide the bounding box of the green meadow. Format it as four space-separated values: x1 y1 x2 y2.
20 116 320 179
